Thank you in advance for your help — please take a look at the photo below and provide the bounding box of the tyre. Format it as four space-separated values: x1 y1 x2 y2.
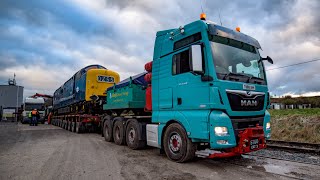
113 119 126 145
103 116 113 142
71 121 75 132
67 121 70 131
66 121 69 130
163 123 196 163
69 121 73 131
126 119 146 150
75 122 81 133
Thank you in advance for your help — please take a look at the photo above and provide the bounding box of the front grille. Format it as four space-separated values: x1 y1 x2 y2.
231 116 264 136
226 90 265 111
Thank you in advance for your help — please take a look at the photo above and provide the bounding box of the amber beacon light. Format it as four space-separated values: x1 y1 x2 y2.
200 13 206 20
236 26 241 32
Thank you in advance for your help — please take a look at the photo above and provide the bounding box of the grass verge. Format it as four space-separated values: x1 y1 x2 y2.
269 108 320 144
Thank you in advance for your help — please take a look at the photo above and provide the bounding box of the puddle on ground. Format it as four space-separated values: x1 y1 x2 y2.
262 163 291 175
308 156 319 160
242 155 320 179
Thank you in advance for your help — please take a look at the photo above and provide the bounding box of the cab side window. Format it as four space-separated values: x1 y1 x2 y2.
172 49 191 75
75 72 81 81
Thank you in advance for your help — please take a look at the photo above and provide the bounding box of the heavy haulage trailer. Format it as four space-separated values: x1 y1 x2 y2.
52 115 100 133
53 14 274 162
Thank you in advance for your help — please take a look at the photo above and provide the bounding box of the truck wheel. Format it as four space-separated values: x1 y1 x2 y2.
126 120 146 150
163 123 196 163
103 116 113 142
113 120 126 145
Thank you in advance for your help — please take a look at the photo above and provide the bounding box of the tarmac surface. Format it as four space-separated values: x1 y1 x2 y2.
0 122 319 180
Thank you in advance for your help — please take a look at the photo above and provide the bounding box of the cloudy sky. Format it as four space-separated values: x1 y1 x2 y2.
0 0 319 98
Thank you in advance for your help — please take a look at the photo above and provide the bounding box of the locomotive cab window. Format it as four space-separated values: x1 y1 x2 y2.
172 49 191 75
75 71 81 81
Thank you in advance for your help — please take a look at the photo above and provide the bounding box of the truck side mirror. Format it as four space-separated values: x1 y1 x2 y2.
261 56 274 64
190 45 203 74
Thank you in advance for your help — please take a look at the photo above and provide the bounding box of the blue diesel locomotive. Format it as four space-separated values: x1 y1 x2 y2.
53 65 120 114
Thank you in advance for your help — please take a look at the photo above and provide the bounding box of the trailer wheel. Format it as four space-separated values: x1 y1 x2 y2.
103 116 113 142
113 120 126 145
163 123 196 163
66 121 69 130
126 120 146 150
69 121 72 131
75 122 82 133
71 121 75 132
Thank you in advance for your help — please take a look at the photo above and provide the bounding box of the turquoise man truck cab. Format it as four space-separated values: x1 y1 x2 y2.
102 14 273 162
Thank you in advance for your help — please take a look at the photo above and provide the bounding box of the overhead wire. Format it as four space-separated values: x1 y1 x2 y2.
266 58 320 71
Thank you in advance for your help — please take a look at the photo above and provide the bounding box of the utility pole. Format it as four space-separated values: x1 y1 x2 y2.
15 73 19 122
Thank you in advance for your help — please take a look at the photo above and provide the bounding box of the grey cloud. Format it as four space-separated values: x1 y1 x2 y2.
0 53 17 70
267 62 320 94
1 0 319 97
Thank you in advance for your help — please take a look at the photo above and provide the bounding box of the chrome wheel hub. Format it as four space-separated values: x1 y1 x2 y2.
169 133 182 153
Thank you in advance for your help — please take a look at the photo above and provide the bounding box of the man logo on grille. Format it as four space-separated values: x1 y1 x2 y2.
241 100 258 106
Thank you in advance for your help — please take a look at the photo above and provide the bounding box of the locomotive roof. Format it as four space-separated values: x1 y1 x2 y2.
53 64 107 94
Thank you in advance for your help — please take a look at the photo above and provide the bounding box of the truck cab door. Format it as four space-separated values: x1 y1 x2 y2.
171 45 210 110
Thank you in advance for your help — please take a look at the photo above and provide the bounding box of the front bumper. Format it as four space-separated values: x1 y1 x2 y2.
22 118 31 124
22 117 44 124
196 126 266 158
209 110 271 149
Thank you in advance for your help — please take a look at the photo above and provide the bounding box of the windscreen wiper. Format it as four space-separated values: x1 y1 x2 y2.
246 76 265 84
222 72 265 84
223 72 246 80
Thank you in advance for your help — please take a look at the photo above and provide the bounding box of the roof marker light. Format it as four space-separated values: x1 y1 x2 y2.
236 27 241 32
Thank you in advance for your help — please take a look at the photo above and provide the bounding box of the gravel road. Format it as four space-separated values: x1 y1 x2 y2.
1 122 319 180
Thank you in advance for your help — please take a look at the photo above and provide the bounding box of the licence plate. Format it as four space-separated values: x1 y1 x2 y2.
250 139 259 150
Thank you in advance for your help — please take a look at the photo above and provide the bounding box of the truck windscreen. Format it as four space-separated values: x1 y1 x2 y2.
25 103 45 111
209 35 266 85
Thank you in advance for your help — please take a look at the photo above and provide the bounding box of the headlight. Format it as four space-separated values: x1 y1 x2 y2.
266 122 271 130
214 127 228 136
